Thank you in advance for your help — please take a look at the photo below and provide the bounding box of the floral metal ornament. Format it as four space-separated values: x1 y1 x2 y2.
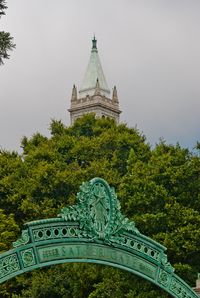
59 178 139 241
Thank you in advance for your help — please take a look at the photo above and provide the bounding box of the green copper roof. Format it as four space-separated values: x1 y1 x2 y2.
79 37 110 97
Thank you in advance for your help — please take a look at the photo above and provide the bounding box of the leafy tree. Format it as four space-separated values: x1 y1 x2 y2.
119 141 200 284
0 0 15 65
0 209 19 252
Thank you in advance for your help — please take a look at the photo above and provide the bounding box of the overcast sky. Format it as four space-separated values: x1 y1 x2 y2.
0 0 200 152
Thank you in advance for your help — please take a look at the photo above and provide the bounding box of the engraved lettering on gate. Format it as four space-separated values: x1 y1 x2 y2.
69 248 75 257
138 261 156 279
38 244 156 280
97 247 105 258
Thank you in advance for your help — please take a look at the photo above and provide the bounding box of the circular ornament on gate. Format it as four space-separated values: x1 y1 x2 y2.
21 249 35 268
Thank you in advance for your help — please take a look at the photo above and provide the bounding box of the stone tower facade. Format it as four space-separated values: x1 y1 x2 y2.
68 37 121 125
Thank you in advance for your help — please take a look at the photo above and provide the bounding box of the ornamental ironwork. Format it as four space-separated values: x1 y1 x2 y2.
0 178 198 298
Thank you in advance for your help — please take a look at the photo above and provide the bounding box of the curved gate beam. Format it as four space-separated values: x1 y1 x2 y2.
0 178 198 298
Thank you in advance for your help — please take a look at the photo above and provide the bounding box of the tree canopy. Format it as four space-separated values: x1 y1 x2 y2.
0 0 15 65
0 115 199 297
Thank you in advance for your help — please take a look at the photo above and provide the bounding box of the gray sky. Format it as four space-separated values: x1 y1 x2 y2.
1 0 200 152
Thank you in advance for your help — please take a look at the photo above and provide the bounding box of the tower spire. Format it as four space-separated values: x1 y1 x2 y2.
79 36 110 97
92 36 97 50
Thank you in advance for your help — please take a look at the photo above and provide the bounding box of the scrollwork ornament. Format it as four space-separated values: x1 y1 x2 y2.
0 254 20 279
170 278 195 298
13 229 30 248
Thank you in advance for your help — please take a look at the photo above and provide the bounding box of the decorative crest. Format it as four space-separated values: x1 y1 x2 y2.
59 178 139 240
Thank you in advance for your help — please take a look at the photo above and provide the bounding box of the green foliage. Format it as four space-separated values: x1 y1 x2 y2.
119 140 200 286
0 115 199 297
50 119 65 136
0 0 15 64
89 267 169 298
0 209 19 252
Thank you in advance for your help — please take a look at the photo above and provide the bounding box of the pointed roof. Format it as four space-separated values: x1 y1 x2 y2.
79 37 110 97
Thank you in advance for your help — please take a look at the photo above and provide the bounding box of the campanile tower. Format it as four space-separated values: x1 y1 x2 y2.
68 37 121 124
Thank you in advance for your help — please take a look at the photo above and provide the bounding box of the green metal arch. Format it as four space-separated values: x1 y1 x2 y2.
0 178 198 298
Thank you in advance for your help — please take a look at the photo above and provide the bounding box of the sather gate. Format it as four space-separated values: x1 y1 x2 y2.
0 178 198 297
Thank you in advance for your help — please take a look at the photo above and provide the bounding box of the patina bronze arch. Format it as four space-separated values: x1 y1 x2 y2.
0 178 198 297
